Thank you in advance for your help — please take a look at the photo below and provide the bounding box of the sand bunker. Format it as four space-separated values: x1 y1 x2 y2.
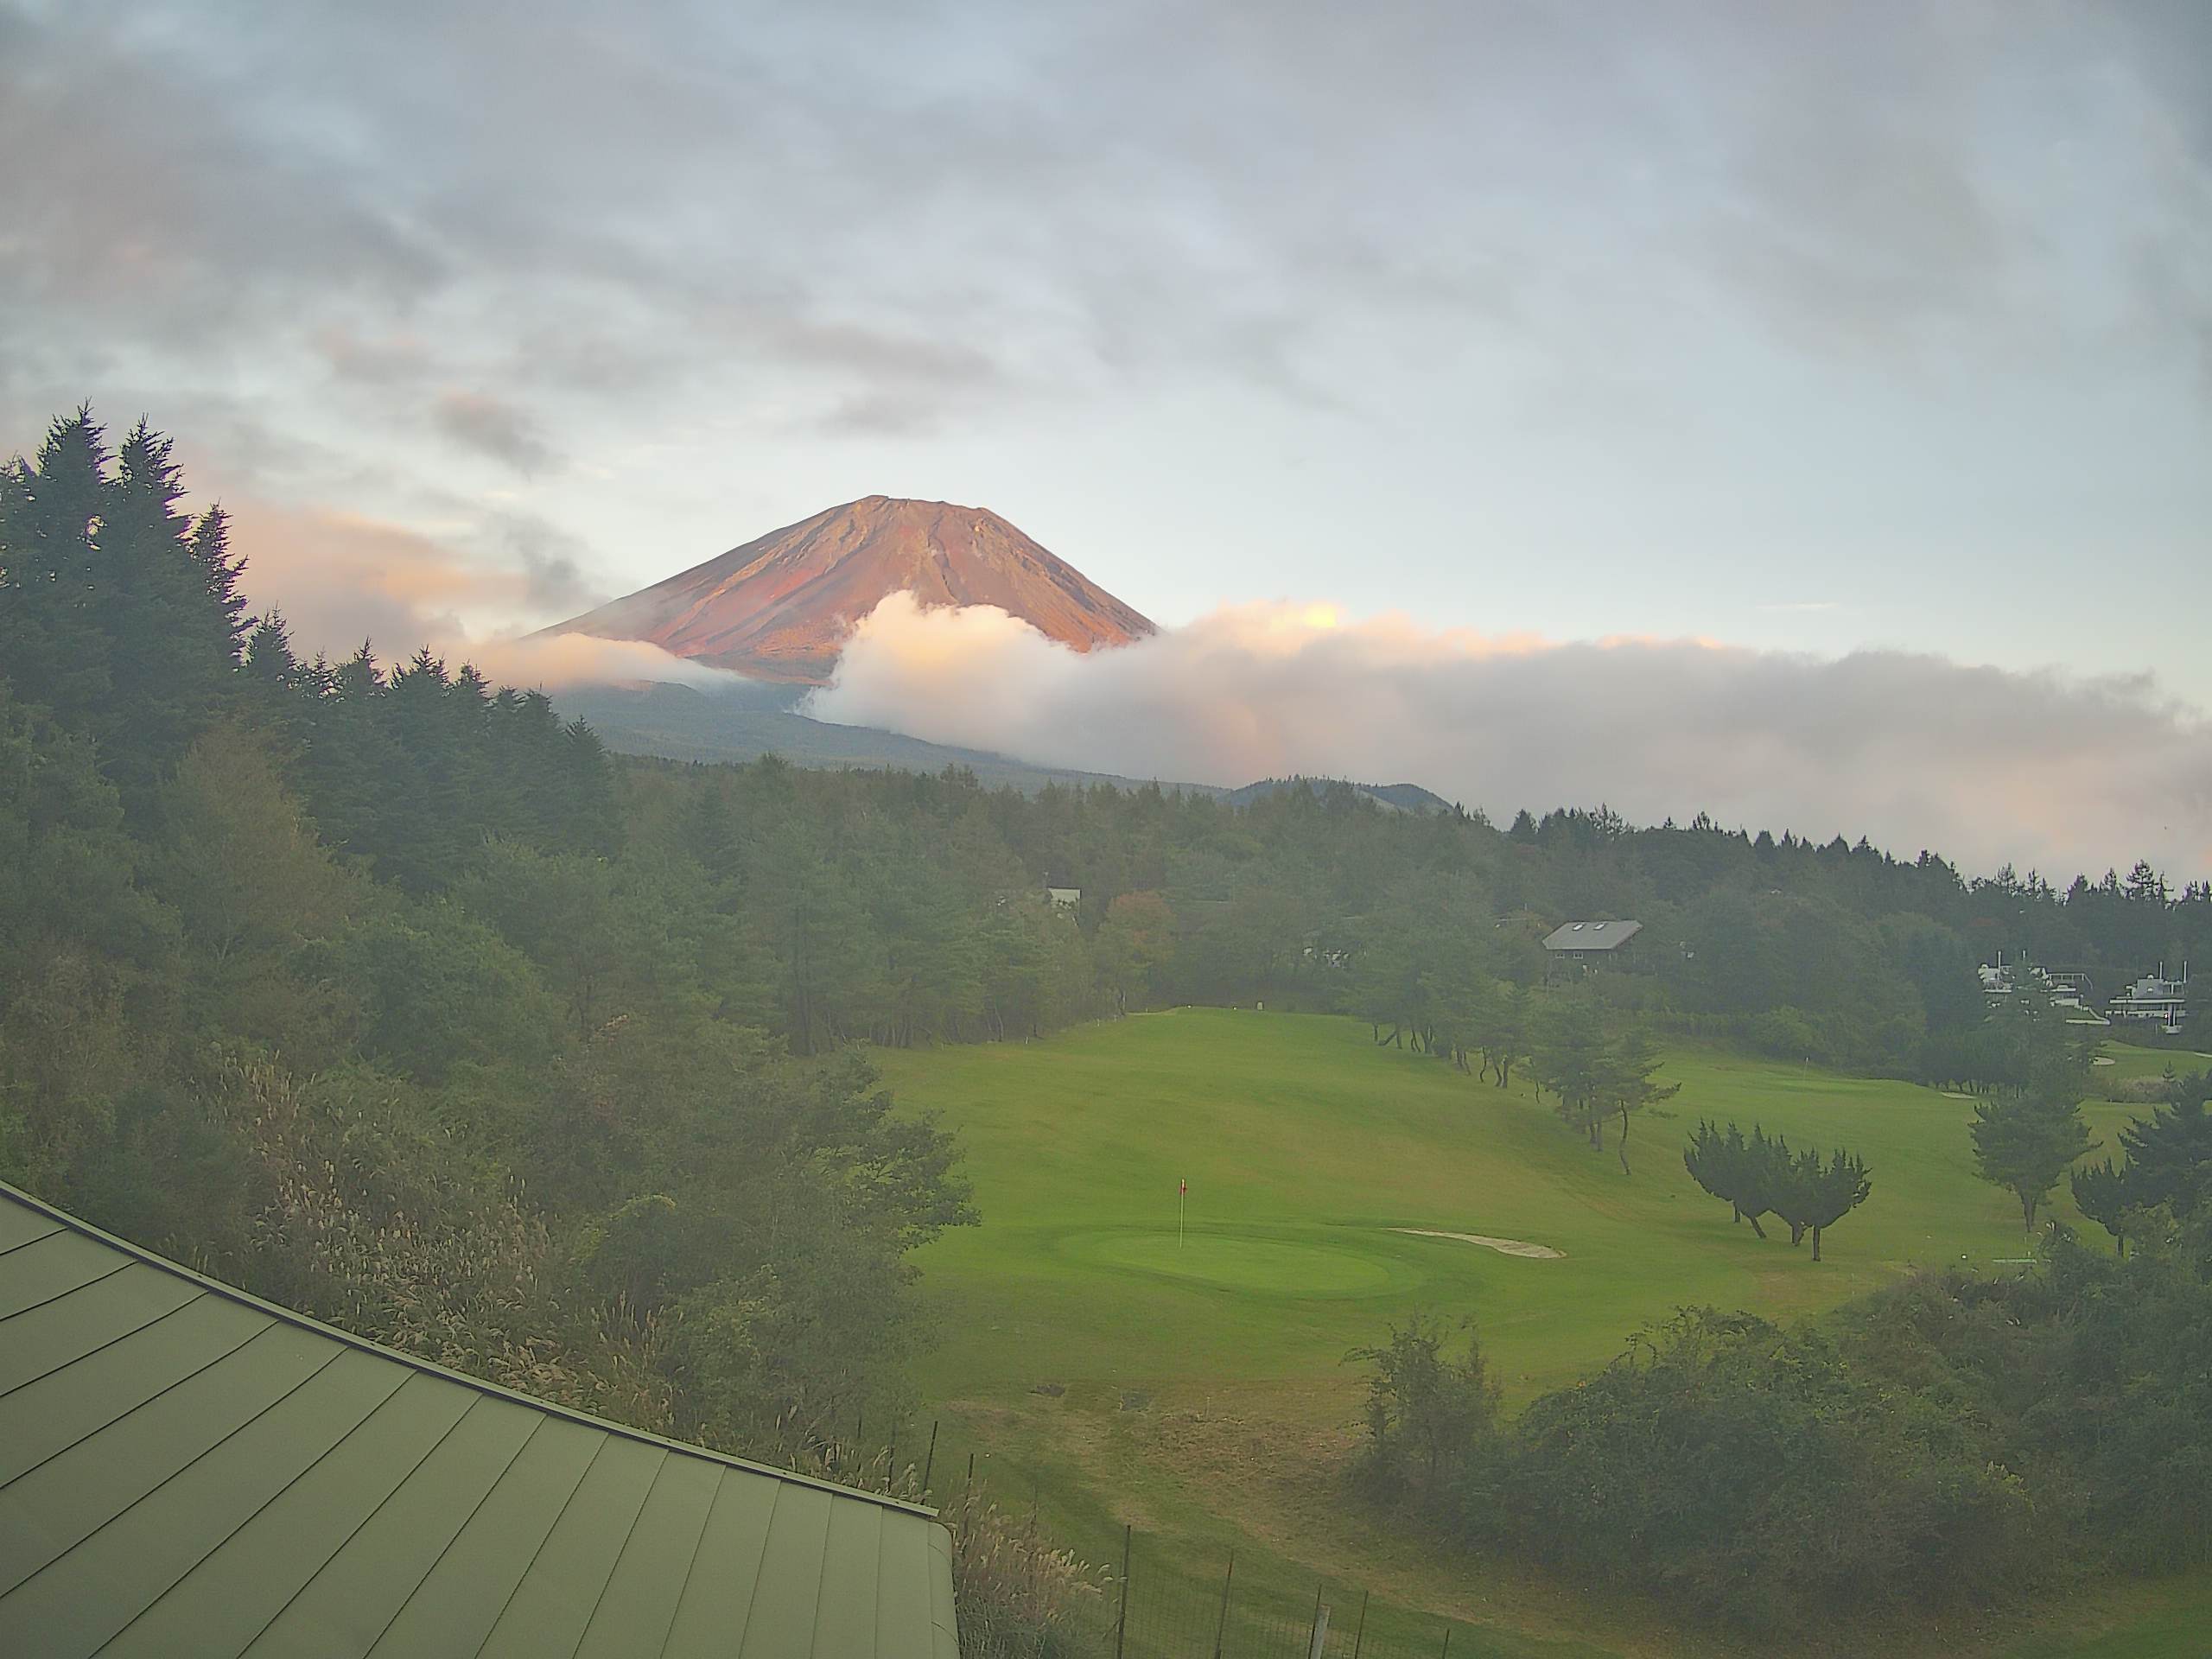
1390 1228 1564 1260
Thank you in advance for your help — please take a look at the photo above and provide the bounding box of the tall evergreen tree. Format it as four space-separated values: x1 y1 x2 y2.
2114 1089 2212 1218
1599 1024 1679 1176
0 410 113 727
1972 1087 2093 1230
1531 991 1613 1150
100 420 244 804
2070 1157 2133 1257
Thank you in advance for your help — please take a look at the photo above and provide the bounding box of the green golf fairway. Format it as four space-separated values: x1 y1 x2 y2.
876 1010 2210 1656
1061 1228 1406 1295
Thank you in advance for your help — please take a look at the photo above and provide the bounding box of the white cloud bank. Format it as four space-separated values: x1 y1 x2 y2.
811 594 2212 880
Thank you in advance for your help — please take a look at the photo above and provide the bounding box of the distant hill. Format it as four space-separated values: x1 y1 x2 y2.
540 495 1154 683
554 681 1224 797
1224 775 1459 815
556 690 1468 809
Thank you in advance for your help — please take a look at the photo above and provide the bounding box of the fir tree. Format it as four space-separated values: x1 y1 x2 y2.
0 410 114 727
2070 1157 2133 1256
2114 1089 2212 1218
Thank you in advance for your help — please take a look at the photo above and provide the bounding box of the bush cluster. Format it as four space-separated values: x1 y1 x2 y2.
1352 1226 2212 1636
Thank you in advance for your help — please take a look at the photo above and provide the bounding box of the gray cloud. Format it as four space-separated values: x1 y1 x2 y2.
817 392 944 439
433 391 558 474
315 327 433 388
0 7 442 331
811 595 2212 880
493 512 601 612
3 0 2204 471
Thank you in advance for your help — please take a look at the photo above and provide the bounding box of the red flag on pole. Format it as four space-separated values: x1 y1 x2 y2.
1179 1179 1187 1195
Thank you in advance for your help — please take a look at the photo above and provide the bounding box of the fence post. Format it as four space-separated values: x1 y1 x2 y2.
922 1420 939 1494
1113 1523 1131 1659
1306 1583 1330 1659
1351 1589 1369 1659
1211 1550 1235 1659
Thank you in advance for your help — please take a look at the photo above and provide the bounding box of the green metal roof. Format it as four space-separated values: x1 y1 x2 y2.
0 1179 959 1659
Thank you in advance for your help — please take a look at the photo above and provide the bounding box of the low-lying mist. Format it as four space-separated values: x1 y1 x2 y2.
811 593 2212 879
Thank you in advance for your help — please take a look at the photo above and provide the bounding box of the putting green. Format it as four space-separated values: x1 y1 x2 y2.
1061 1229 1399 1296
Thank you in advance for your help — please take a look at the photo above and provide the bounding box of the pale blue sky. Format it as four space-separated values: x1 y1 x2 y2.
3 0 2208 710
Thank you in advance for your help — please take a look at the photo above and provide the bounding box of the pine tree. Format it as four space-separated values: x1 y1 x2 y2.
0 410 114 726
1600 1024 1679 1175
2114 1090 2212 1218
187 504 250 661
1531 992 1612 1149
1971 1087 2093 1230
1775 1145 1872 1260
243 611 301 692
2070 1157 2133 1256
0 415 245 812
101 420 242 804
1684 1120 1792 1239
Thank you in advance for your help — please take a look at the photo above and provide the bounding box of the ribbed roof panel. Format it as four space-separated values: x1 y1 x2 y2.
0 1180 957 1659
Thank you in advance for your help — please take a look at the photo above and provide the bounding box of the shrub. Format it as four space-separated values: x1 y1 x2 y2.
1345 1315 1502 1510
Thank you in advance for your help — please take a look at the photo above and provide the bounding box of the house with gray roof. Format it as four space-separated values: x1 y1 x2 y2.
1541 919 1643 973
1541 918 1643 955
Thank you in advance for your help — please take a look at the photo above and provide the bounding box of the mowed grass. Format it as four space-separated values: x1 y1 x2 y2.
876 1012 2207 1656
887 1009 2045 1403
2096 1040 2211 1083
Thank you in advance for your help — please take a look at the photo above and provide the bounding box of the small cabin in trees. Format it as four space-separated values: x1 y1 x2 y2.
1046 886 1081 912
1541 919 1642 977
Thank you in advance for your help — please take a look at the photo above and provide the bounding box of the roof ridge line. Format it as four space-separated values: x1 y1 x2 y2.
0 1179 938 1522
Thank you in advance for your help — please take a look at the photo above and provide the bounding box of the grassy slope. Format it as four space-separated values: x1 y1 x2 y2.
877 1011 2212 1657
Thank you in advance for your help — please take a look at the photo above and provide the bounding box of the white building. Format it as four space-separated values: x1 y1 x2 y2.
1979 956 2109 1027
2110 968 2190 1033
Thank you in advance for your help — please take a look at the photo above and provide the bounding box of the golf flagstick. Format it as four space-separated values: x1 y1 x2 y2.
1179 1178 1186 1245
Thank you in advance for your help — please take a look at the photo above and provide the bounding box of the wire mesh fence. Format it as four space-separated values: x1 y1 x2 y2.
820 1421 1474 1659
1103 1535 1464 1659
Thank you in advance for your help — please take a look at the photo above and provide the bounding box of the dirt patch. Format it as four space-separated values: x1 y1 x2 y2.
1389 1227 1564 1260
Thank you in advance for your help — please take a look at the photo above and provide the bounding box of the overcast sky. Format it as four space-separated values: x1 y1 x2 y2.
4 1 2209 868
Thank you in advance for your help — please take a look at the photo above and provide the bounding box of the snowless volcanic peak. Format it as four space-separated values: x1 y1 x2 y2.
546 495 1155 683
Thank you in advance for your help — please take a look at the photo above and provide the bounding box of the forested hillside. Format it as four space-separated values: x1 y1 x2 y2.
3 410 2207 1481
0 414 973 1462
